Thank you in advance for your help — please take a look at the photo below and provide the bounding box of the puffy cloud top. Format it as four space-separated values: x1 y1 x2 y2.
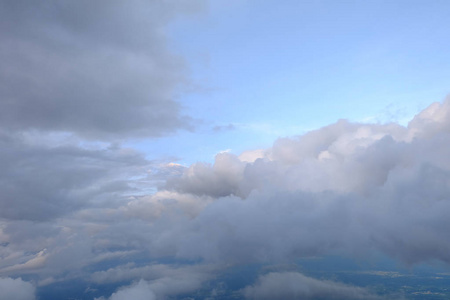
158 99 450 265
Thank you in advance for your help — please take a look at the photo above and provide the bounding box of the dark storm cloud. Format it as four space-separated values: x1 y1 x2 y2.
0 0 204 139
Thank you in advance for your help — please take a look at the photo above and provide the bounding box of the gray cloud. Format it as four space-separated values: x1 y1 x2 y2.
0 277 36 300
166 153 246 198
0 132 153 221
243 272 382 300
0 0 204 139
0 1 210 290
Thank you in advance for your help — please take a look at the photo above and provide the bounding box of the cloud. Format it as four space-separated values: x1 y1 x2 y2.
94 264 214 300
0 277 36 300
408 99 450 138
166 152 246 197
238 149 266 163
243 272 382 299
146 99 450 265
213 123 236 132
97 280 156 300
166 119 411 198
2 97 450 297
0 133 152 221
1 1 450 299
0 0 205 139
122 190 214 220
0 249 47 273
91 262 213 286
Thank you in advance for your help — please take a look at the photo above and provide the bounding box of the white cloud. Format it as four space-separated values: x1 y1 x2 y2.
408 98 450 138
238 149 266 163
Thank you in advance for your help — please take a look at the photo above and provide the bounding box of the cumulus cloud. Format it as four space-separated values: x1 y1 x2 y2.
243 272 381 300
0 277 36 300
0 0 204 139
150 98 450 265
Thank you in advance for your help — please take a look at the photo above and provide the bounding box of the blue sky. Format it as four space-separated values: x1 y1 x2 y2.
2 1 450 299
124 0 450 165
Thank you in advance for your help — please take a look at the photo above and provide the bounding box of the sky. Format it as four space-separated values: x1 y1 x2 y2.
131 0 450 164
1 1 450 299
